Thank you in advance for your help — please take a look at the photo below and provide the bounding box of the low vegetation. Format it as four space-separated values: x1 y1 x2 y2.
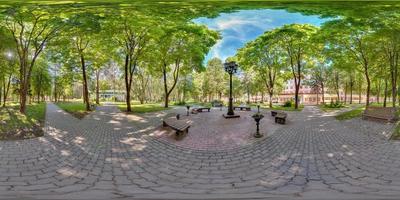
0 103 46 140
56 102 93 119
319 101 346 112
257 102 304 111
117 102 172 113
271 105 304 112
335 106 365 120
391 123 400 140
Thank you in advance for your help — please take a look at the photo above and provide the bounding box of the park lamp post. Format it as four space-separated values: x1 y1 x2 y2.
223 61 240 118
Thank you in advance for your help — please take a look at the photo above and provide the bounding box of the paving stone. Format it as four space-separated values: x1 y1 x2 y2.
0 104 399 199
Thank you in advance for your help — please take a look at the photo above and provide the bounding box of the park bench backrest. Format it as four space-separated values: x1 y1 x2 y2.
364 106 397 119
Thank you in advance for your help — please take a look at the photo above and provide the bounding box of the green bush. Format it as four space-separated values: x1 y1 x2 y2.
283 100 293 107
174 101 186 106
324 100 344 108
211 100 223 107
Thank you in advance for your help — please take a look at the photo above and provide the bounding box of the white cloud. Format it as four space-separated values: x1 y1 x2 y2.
193 9 327 63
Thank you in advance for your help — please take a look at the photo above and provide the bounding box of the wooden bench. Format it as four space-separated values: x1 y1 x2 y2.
271 110 285 117
362 106 398 122
211 101 223 107
193 107 211 112
233 106 251 111
163 118 190 136
275 113 287 124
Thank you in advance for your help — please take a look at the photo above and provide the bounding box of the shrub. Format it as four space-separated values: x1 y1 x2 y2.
174 101 186 106
211 100 223 107
283 100 293 107
324 100 344 108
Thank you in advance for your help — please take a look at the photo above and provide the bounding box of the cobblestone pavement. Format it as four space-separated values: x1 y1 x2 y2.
155 109 281 150
0 103 400 199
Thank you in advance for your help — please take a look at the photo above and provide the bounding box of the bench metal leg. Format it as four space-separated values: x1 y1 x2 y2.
176 128 189 137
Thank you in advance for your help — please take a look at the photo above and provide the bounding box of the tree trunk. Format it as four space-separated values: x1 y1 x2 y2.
384 78 388 107
82 84 86 104
162 60 180 108
321 83 325 104
376 79 381 104
269 94 273 108
19 61 29 114
3 75 11 107
54 84 57 103
294 81 300 109
350 76 353 104
335 72 340 101
80 54 90 111
20 87 27 113
0 80 2 106
344 82 347 104
247 86 250 104
358 76 362 104
96 69 100 105
124 55 132 112
391 65 397 107
37 89 40 104
365 70 371 107
163 66 169 108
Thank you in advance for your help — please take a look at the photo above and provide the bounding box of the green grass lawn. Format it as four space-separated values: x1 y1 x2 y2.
335 106 365 121
56 102 91 119
270 105 304 111
334 103 396 121
117 102 172 113
234 102 304 111
255 104 303 111
369 102 395 107
0 103 46 140
318 104 349 112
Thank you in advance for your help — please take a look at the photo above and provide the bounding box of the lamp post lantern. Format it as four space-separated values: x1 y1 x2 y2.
223 61 240 118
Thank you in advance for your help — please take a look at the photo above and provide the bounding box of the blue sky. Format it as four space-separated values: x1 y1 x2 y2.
193 9 328 63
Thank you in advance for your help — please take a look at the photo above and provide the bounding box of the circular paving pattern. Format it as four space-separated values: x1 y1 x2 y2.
154 109 280 150
0 103 399 199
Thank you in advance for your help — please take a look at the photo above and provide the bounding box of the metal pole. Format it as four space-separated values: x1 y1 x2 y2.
227 73 234 115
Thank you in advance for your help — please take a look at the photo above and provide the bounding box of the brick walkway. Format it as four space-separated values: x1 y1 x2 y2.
0 103 399 199
155 109 281 150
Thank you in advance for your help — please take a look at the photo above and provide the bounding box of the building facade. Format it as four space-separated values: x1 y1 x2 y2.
275 79 378 105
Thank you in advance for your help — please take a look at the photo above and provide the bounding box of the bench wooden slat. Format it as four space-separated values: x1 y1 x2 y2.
194 107 211 112
271 110 285 116
233 106 251 111
362 106 397 122
163 118 190 137
275 112 287 124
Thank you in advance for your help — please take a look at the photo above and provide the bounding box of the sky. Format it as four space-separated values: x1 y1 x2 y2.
193 9 328 63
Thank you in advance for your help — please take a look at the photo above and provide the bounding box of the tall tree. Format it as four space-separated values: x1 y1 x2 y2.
374 12 400 107
2 7 64 113
275 24 317 109
31 59 51 103
154 23 218 107
203 58 226 101
67 13 102 111
322 18 376 107
237 32 285 108
108 13 153 112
